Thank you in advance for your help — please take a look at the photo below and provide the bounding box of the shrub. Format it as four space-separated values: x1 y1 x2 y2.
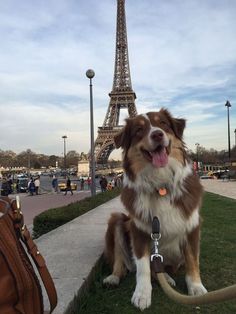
33 188 121 238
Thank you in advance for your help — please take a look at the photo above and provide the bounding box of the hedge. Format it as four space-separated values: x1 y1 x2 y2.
33 188 121 238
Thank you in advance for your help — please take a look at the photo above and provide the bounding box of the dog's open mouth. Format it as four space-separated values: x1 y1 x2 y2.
141 145 169 168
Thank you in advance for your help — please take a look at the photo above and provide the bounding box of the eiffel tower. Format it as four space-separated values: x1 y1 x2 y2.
94 0 137 164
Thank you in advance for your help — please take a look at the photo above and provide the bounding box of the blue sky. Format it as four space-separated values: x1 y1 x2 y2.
0 0 235 159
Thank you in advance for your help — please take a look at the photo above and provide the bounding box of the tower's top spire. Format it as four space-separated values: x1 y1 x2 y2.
112 0 133 92
92 0 137 164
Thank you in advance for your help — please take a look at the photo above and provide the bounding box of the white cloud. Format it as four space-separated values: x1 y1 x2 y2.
0 0 235 159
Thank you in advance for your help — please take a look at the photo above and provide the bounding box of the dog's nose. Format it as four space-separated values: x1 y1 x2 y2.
151 130 164 142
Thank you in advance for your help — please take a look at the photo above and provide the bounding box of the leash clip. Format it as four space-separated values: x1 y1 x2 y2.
151 216 163 263
150 233 163 263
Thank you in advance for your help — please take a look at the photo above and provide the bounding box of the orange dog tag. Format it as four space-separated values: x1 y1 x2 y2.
158 188 167 196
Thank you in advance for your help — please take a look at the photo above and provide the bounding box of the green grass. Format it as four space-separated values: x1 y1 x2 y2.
69 192 236 314
33 188 121 238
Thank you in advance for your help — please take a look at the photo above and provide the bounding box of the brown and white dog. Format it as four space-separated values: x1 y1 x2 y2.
103 108 207 311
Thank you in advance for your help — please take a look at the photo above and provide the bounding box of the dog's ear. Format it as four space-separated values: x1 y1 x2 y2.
114 119 132 150
160 108 186 139
114 129 125 148
172 118 186 139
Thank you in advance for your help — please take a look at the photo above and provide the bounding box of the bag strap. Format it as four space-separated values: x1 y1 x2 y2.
2 197 58 314
21 225 58 314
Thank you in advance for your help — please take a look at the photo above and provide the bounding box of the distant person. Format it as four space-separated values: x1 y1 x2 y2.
107 181 113 191
80 178 85 190
16 178 20 193
111 179 115 188
34 176 40 195
7 176 13 194
65 177 73 195
87 177 91 190
99 176 108 192
52 175 58 193
28 178 35 196
114 175 122 188
1 178 10 196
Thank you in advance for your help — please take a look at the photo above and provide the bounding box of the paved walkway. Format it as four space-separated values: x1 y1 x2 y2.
35 196 124 314
34 179 236 313
201 178 236 199
20 190 91 225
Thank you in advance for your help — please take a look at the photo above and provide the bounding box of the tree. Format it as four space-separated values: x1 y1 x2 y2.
66 150 80 167
231 145 236 160
0 150 17 167
48 155 58 168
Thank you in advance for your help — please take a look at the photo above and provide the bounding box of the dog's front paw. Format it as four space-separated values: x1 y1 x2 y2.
188 282 207 296
103 274 120 286
131 284 152 311
186 276 207 296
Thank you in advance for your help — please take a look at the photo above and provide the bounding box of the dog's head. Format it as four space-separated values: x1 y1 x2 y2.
114 108 186 178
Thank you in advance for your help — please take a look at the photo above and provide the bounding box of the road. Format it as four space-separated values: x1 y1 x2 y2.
5 174 115 228
8 175 105 227
18 190 92 225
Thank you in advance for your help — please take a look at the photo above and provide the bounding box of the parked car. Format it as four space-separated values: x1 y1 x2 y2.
17 178 29 193
17 173 28 179
200 175 214 180
58 181 77 191
69 171 77 176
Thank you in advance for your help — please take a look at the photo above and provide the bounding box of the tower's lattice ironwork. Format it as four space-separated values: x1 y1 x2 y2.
94 0 137 164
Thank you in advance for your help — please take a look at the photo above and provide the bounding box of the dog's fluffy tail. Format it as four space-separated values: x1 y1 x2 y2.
104 212 134 273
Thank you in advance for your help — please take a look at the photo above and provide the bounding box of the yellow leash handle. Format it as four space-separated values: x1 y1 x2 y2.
156 272 236 305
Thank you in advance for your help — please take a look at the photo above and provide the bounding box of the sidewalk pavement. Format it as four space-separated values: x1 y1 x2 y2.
20 190 91 225
34 179 236 313
201 178 236 200
35 196 124 314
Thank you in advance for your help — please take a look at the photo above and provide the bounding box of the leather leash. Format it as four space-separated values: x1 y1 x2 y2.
151 216 236 305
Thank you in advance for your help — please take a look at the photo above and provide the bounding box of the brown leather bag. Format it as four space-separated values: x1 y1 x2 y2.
0 196 57 314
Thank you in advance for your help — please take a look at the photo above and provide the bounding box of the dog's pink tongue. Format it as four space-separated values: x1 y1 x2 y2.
151 148 168 168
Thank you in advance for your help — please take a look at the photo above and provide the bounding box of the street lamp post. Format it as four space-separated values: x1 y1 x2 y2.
225 100 231 162
26 149 31 177
62 135 67 170
195 143 200 172
234 129 236 147
86 69 96 196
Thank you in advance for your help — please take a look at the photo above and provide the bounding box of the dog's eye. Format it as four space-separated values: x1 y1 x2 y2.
134 127 143 136
160 121 170 131
160 120 167 126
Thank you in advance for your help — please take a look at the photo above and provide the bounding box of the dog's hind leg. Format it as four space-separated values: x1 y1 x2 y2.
103 213 131 286
103 240 127 285
184 225 207 296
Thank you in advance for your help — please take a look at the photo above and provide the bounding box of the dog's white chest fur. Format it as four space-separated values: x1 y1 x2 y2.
136 192 198 237
126 161 200 265
134 193 199 265
157 196 199 262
